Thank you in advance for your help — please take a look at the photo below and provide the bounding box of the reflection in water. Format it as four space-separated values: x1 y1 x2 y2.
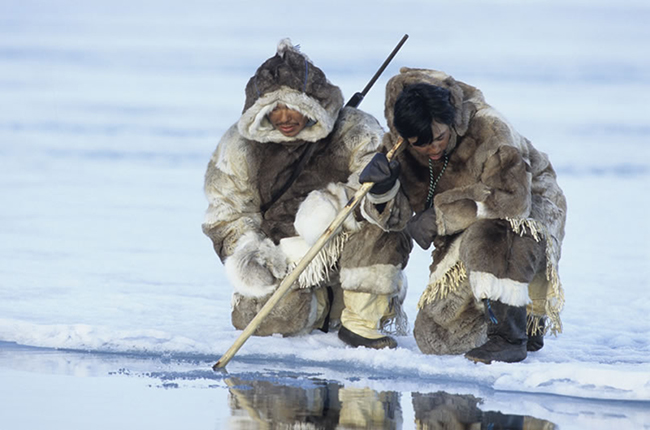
226 377 401 429
413 391 556 430
226 377 556 429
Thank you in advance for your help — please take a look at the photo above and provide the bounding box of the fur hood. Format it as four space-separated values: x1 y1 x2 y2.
384 67 482 154
238 39 344 145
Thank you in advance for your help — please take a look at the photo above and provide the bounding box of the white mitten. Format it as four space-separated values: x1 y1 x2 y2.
224 232 288 298
294 184 361 246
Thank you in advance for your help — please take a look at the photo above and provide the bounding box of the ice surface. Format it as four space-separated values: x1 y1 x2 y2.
1 0 649 428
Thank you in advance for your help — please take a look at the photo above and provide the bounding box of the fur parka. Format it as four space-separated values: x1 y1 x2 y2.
363 68 567 352
202 40 411 335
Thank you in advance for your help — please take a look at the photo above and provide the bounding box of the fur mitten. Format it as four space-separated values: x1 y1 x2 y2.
224 232 288 298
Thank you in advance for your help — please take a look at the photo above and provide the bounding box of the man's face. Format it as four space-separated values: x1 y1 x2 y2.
407 122 451 162
268 104 309 137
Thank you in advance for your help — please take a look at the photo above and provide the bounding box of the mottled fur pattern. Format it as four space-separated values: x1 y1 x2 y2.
224 231 288 298
414 277 487 355
364 68 567 349
231 289 319 336
203 40 410 336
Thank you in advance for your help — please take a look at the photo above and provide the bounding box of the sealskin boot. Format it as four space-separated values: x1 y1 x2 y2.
338 291 397 350
465 299 527 364
527 315 545 352
338 326 397 349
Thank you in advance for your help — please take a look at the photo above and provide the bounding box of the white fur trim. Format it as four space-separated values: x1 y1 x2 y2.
279 236 310 263
295 183 361 246
224 232 287 298
276 38 311 62
327 182 362 233
365 180 400 204
238 87 336 143
359 197 390 231
475 201 490 219
340 264 404 296
427 236 462 286
469 271 530 307
294 189 340 246
326 182 362 232
280 234 348 289
277 38 294 54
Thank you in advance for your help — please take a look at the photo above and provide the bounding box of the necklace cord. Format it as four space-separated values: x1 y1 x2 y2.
425 155 448 209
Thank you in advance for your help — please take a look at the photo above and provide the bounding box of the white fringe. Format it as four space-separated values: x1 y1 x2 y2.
416 217 565 335
284 232 350 289
507 217 565 335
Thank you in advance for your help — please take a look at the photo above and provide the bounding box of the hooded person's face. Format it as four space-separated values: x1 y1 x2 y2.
268 104 309 137
407 122 451 162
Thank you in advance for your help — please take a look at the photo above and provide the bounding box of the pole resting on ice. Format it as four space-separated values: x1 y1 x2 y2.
213 35 409 371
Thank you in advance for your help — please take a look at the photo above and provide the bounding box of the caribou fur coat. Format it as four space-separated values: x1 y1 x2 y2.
362 67 567 354
202 40 411 336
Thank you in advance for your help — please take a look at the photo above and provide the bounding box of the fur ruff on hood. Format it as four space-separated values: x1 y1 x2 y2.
238 38 344 144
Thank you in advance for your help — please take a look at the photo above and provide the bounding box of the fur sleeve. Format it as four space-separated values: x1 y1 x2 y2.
201 125 264 261
435 144 532 236
358 132 413 231
338 108 384 183
299 107 386 234
361 188 413 231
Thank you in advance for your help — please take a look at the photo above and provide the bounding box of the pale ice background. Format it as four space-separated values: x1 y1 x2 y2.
1 0 649 428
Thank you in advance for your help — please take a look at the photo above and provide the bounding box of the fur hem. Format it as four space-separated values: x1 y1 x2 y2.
282 232 349 289
507 217 565 335
238 88 336 143
418 236 466 309
469 271 531 307
418 261 468 309
417 218 564 336
340 264 405 296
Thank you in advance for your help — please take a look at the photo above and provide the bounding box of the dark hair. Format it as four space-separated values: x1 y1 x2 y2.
393 83 456 146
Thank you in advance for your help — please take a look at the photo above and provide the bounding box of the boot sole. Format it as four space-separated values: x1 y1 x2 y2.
338 326 397 349
464 353 493 364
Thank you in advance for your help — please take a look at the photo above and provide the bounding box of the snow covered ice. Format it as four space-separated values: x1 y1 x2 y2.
1 0 649 428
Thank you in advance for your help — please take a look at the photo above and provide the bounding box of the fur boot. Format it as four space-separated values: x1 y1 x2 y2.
465 299 528 364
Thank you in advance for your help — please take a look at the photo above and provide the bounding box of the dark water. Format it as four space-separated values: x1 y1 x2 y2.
222 374 556 429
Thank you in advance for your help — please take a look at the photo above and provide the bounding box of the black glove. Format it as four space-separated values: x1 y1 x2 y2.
406 208 438 249
359 153 401 195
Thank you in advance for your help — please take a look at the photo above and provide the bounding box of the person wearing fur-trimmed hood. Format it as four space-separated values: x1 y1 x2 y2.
360 67 567 363
202 39 412 349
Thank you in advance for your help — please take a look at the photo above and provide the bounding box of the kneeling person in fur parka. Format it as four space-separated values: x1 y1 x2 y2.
202 39 412 349
360 68 567 363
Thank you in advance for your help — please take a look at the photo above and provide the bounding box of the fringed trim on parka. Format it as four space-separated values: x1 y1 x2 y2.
417 235 467 309
417 261 468 310
285 232 350 289
416 217 564 336
507 217 565 336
